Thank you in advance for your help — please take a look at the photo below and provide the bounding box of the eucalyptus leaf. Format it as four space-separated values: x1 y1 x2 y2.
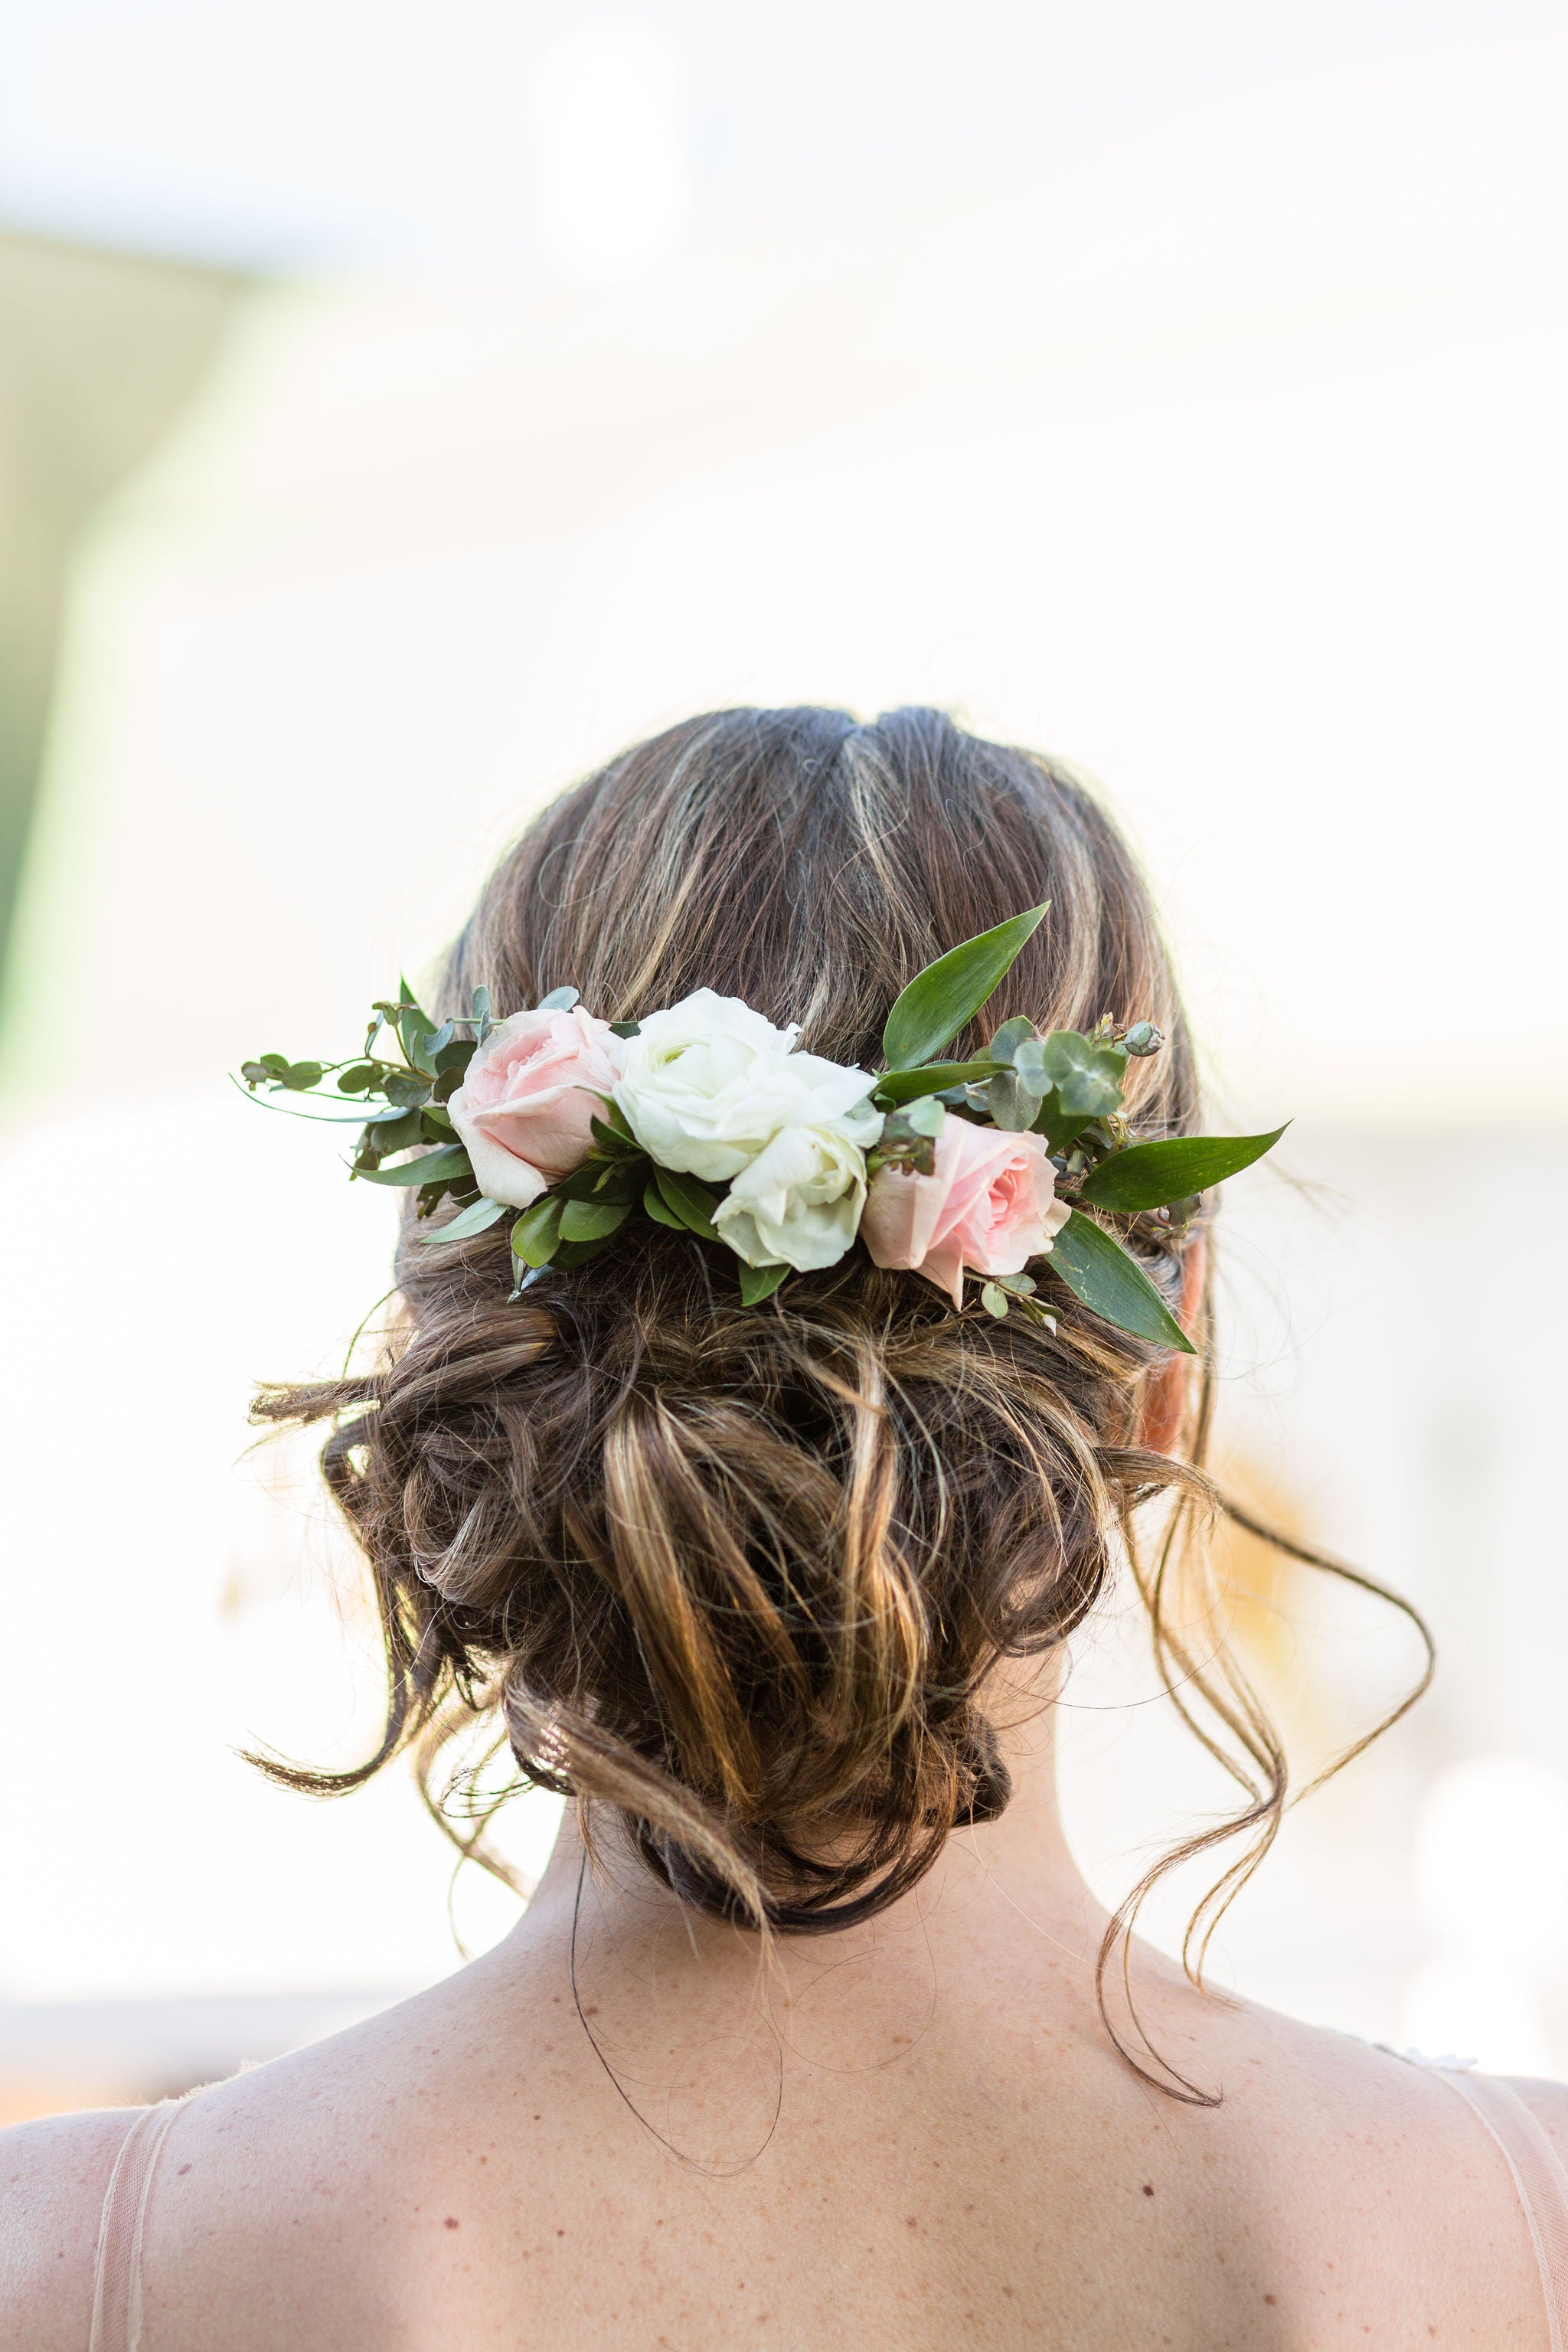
537 986 580 1013
988 1015 1036 1065
511 1196 565 1267
413 1195 507 1245
240 1062 273 1086
281 1060 324 1092
336 1063 377 1094
987 1070 1044 1132
1047 1210 1195 1353
365 1109 423 1152
471 985 492 1042
905 1096 946 1137
981 1282 1009 1318
259 1052 290 1075
881 903 1050 1070
738 1260 789 1305
559 1197 630 1242
654 1166 721 1238
354 1145 472 1189
1021 1031 1128 1119
1075 1125 1289 1212
608 1020 641 1039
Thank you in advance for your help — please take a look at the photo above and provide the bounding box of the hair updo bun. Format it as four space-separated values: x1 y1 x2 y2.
257 707 1214 1938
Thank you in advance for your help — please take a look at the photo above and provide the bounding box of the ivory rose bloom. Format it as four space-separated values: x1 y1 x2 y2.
861 1119 1070 1307
713 1110 883 1272
447 1004 624 1209
614 989 879 1183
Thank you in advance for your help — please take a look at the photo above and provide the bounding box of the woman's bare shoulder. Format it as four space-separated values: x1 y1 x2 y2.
0 2105 142 2351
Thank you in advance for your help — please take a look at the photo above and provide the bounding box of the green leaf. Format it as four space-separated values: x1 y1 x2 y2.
511 1196 565 1267
397 976 436 1069
587 1092 635 1144
653 1165 722 1239
335 1062 378 1094
552 1234 616 1268
240 1062 273 1086
559 1197 631 1242
738 1260 789 1305
642 1181 685 1230
413 1195 507 1245
281 1060 325 1091
364 1108 423 1155
1019 1031 1127 1119
981 1281 1009 1318
384 1073 432 1108
1076 1125 1288 1212
1047 1210 1195 1353
608 1019 641 1039
556 1155 642 1204
988 1015 1036 1065
874 1057 1008 1106
881 904 1050 1070
987 1070 1044 1132
354 1144 472 1189
537 985 580 1012
471 985 492 1042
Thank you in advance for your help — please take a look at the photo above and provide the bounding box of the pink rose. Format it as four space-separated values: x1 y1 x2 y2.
447 1004 623 1209
860 1118 1070 1308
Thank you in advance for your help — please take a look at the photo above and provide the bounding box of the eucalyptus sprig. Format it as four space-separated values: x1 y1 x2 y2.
241 976 495 1227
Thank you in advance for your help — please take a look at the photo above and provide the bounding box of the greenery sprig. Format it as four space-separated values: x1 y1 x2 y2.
240 916 1285 1354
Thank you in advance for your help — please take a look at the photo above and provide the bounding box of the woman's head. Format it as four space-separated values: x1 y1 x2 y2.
261 707 1210 1937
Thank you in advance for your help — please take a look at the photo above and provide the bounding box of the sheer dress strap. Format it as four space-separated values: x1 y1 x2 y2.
1420 2061 1568 2352
89 2100 185 2352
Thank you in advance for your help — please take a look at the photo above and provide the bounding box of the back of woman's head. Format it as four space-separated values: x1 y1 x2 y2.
262 707 1207 1936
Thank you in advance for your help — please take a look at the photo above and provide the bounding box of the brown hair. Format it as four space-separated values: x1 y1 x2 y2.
256 706 1429 2097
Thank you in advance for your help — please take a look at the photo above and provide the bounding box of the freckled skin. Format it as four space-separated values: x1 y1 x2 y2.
2 1733 1564 2350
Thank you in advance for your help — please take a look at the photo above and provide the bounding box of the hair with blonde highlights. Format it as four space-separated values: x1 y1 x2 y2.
256 706 1430 2100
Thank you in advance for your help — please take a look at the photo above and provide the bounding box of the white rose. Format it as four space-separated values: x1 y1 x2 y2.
614 988 880 1183
713 1113 881 1271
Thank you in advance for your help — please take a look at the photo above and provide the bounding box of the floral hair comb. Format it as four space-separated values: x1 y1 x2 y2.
240 906 1284 1352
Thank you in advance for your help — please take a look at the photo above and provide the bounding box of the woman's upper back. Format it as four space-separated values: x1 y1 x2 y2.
7 1854 1568 2352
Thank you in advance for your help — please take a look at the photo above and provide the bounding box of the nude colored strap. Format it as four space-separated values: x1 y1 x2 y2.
89 2101 185 2352
1427 2064 1568 2352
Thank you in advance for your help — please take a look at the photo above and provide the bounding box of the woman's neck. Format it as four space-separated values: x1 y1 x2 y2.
510 1673 1104 1987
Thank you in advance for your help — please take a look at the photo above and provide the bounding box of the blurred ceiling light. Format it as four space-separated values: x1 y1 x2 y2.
527 16 692 281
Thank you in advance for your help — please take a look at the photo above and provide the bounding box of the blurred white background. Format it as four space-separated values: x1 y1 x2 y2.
0 0 1564 2117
